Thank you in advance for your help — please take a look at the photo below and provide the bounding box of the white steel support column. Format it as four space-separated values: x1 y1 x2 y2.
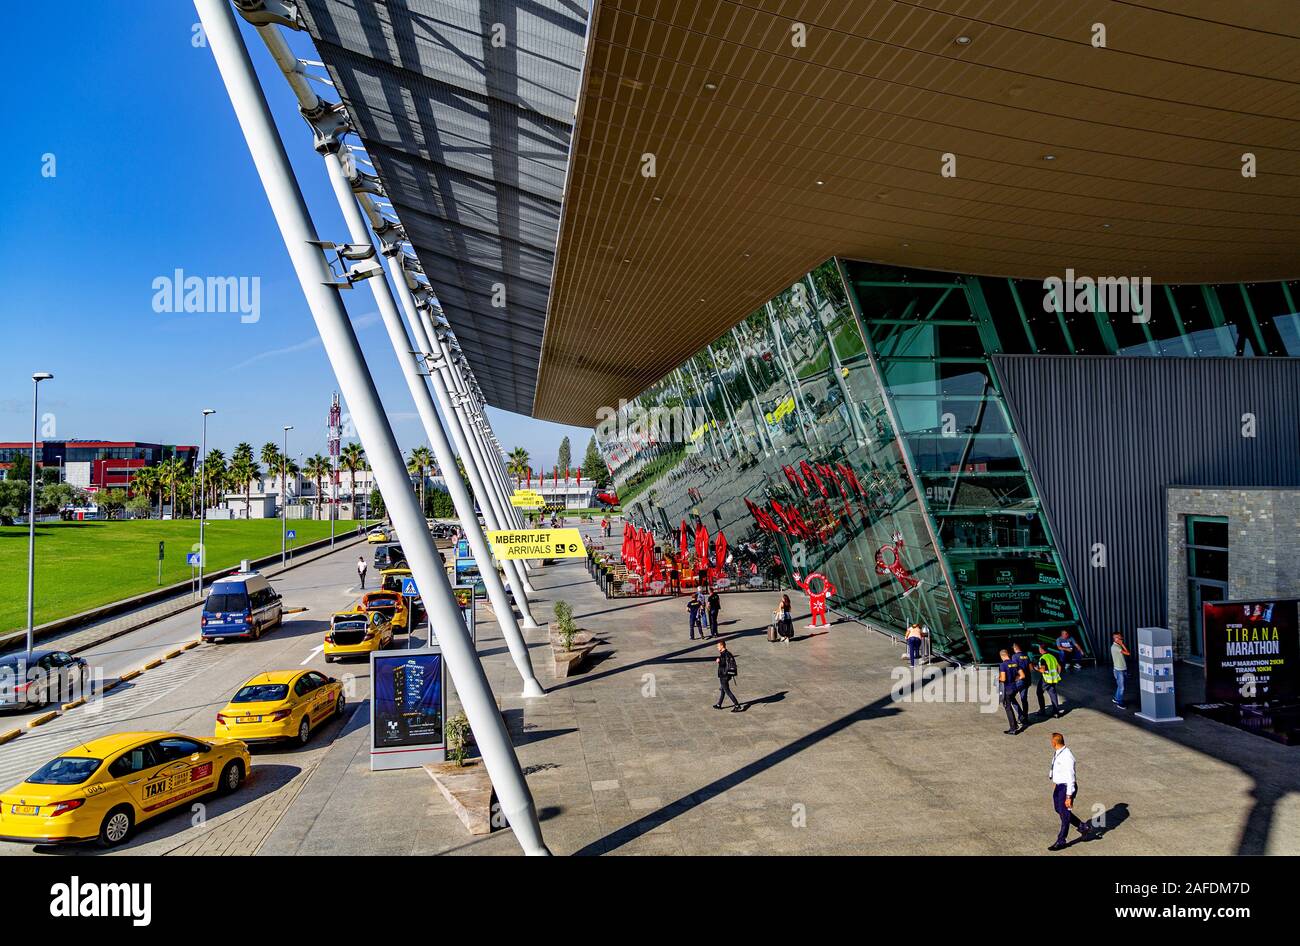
196 0 547 854
461 381 540 579
319 151 544 696
444 353 520 529
391 267 542 630
437 341 537 591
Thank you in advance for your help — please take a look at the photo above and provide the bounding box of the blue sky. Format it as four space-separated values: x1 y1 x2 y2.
0 1 591 472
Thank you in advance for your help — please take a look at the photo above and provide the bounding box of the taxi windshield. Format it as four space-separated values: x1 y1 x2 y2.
233 683 289 703
27 756 102 785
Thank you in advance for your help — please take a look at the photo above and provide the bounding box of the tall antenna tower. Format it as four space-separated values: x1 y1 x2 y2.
327 392 341 502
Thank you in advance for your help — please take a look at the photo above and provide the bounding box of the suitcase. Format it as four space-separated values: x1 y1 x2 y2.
767 623 779 643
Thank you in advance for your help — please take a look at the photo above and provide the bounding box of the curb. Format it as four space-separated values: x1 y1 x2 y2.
0 636 206 748
1 530 368 655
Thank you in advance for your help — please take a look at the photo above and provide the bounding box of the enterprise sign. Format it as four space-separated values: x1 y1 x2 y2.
487 527 588 560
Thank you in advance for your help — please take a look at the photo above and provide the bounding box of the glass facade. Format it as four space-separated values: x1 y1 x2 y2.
599 259 1300 662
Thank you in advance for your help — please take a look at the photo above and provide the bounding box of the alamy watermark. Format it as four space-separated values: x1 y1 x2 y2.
595 399 711 448
152 269 261 323
1043 268 1151 323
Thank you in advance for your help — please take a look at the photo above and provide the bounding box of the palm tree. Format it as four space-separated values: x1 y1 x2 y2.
275 454 299 512
407 445 435 515
507 447 530 480
228 456 260 519
260 442 280 479
232 442 254 464
202 449 226 512
339 442 366 520
161 457 185 518
303 454 331 519
131 466 158 518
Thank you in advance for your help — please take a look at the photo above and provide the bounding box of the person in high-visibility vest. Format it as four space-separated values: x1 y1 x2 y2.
1035 644 1063 718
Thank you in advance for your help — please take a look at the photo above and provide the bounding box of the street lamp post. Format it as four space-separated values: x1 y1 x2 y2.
198 409 215 592
281 425 292 566
26 372 53 656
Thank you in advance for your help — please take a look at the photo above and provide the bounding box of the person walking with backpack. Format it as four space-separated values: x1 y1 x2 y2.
714 640 742 711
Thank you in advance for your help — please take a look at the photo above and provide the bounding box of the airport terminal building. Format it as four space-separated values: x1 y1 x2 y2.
597 260 1300 663
248 0 1299 663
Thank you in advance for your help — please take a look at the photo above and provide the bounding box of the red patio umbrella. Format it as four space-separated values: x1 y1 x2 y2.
679 519 689 561
713 531 728 580
695 522 709 570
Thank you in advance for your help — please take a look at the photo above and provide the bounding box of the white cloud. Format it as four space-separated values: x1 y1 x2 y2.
230 311 381 370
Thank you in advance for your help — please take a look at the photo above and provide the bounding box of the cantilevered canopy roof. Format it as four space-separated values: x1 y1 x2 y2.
298 0 590 415
531 0 1300 425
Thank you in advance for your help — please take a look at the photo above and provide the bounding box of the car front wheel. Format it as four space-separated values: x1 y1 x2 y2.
218 760 244 795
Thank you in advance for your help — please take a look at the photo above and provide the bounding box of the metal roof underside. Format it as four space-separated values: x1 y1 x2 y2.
298 0 590 415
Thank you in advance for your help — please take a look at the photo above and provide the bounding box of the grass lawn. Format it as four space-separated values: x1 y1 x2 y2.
0 518 376 634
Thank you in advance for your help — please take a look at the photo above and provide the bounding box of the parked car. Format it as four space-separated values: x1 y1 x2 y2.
372 541 406 570
0 650 89 711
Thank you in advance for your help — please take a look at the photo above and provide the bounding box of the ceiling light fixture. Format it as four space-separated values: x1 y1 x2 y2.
1042 154 1056 161
955 35 972 46
703 81 717 92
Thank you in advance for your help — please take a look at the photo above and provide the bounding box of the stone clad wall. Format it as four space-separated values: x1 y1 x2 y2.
1166 487 1300 656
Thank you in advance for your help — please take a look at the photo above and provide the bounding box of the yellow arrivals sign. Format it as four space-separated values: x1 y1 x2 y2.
487 528 588 560
510 489 545 508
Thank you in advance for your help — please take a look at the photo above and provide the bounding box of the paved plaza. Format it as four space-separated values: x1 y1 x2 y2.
258 526 1299 857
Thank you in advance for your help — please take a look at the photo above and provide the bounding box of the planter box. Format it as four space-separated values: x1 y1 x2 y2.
548 621 597 678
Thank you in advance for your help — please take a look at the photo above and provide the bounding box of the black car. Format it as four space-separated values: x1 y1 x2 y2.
0 649 90 710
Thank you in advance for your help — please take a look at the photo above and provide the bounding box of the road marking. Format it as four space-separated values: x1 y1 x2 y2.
301 645 324 665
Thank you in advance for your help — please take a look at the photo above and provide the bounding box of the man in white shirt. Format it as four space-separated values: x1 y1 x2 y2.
357 555 368 589
1048 732 1092 851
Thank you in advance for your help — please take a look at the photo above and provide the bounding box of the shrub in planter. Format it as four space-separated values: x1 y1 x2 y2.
446 712 472 767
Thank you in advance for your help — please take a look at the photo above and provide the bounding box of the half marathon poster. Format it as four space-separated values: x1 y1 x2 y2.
1202 598 1299 704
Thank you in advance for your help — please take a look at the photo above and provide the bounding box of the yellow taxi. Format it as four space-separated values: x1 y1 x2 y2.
366 527 391 544
379 566 413 594
323 608 395 662
379 567 423 622
214 670 345 745
360 590 409 633
0 731 250 847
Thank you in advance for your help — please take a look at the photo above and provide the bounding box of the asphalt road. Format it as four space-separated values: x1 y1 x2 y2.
0 541 423 855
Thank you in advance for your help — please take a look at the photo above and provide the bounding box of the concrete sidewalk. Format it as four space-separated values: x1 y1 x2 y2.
257 528 1299 856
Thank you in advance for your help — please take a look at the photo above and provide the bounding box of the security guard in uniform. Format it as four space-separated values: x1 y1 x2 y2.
998 648 1027 735
1036 644 1063 718
1011 642 1033 721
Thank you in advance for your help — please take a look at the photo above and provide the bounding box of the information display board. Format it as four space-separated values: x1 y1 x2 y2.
369 647 445 770
1136 626 1181 722
452 583 477 643
1202 598 1299 706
